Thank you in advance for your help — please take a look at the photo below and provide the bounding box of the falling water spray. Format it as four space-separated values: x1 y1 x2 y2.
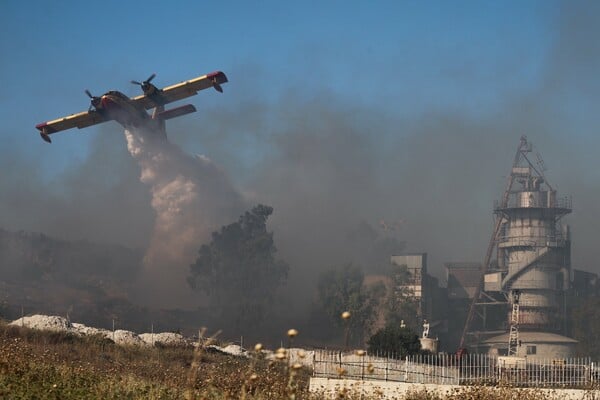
124 128 244 308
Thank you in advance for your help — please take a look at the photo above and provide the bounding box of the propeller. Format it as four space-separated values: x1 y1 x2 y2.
131 73 156 88
85 89 101 111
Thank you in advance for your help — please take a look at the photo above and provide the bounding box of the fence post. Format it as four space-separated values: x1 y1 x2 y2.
385 354 388 381
361 355 364 380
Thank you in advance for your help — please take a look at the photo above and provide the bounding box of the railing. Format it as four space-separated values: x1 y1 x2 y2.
312 350 458 385
496 358 593 387
494 196 572 211
313 351 596 388
497 234 567 247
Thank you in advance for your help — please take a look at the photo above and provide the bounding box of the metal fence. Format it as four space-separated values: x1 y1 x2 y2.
313 351 596 388
313 351 459 385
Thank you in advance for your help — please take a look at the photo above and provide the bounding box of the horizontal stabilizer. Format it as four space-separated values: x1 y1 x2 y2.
155 104 197 120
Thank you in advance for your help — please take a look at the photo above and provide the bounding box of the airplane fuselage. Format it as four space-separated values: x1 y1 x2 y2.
98 91 157 130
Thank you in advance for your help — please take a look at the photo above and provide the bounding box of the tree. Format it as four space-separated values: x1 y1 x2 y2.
187 204 289 330
367 324 422 358
316 263 385 344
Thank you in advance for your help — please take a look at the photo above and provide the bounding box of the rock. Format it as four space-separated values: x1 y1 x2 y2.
206 344 249 357
71 323 112 338
110 329 145 346
139 332 189 347
9 315 72 332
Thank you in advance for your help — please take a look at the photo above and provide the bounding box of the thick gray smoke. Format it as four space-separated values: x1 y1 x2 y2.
0 128 154 248
171 1 600 293
1 1 599 318
124 128 245 308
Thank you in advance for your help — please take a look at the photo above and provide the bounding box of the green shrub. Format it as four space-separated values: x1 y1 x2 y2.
367 324 422 358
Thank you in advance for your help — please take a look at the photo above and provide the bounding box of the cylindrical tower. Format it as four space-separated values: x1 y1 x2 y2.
462 136 575 355
496 167 571 332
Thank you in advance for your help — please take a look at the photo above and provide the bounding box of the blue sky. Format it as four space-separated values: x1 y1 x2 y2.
1 0 557 175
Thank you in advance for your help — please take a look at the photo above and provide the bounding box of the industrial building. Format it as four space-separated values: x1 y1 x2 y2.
446 262 481 300
376 138 599 358
483 332 577 359
387 253 447 336
444 262 484 350
571 269 599 298
390 254 429 316
463 136 576 358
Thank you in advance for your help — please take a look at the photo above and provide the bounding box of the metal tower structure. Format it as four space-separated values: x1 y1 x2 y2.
459 136 572 350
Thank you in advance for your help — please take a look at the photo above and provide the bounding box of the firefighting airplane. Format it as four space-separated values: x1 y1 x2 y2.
35 71 228 143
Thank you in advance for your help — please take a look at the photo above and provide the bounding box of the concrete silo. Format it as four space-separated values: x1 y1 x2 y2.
495 156 571 333
462 136 575 358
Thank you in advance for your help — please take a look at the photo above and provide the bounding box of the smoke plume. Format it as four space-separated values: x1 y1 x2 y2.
2 1 600 324
170 1 600 297
124 128 245 308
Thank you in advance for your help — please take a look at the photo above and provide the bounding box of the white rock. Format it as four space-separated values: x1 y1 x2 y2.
71 323 112 338
110 329 145 346
139 332 189 347
9 315 72 332
206 344 249 357
221 344 248 357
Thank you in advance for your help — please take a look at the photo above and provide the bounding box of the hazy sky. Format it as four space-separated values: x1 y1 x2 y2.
2 1 554 165
2 1 599 283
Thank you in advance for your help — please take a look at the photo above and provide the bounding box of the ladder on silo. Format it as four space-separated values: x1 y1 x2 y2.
508 290 521 356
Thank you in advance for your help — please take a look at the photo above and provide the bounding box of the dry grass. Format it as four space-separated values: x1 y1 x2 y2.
0 321 588 399
404 386 568 400
0 321 310 399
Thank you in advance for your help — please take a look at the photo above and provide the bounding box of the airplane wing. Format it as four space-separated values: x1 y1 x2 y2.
35 110 107 143
131 71 228 110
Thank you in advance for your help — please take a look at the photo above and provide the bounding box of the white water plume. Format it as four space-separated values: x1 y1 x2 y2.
124 128 244 308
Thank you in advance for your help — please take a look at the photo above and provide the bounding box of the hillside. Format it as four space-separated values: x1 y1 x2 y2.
0 229 201 333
